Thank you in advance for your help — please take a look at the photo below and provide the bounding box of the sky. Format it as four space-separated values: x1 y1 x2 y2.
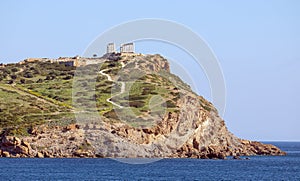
0 0 299 141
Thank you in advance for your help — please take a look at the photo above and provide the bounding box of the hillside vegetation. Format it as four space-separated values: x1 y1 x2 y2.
0 54 198 135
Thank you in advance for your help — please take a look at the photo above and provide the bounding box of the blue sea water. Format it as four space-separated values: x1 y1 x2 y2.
0 142 299 180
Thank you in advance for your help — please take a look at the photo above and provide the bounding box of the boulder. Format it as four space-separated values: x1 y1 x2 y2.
36 152 44 158
2 151 10 157
15 145 29 155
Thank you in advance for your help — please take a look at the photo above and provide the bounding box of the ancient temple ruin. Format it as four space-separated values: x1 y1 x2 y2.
120 43 134 53
106 43 116 53
106 42 135 54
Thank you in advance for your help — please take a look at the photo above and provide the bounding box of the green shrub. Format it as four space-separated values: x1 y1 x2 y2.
129 100 145 108
3 69 11 75
23 72 33 78
20 79 25 84
63 75 73 80
103 110 120 120
45 74 55 80
0 75 4 81
10 74 17 80
25 80 34 84
36 78 43 83
11 67 19 73
166 100 177 108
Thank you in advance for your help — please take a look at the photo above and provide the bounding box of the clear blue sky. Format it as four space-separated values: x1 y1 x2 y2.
1 0 299 141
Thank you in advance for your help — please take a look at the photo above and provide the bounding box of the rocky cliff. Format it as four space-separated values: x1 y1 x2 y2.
0 53 286 158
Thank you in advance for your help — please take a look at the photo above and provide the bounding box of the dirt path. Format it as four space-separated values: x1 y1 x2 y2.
99 62 126 109
99 69 113 81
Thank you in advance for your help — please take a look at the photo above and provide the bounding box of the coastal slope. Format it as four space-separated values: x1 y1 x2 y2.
0 54 285 158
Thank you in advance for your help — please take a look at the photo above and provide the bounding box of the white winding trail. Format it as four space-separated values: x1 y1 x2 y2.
99 69 113 81
99 62 126 108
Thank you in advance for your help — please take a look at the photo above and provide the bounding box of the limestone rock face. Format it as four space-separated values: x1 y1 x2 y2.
79 91 285 159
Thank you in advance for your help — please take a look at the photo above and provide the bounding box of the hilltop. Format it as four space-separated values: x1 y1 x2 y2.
0 53 285 158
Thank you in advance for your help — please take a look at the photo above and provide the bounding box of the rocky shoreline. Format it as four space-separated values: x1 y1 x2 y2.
0 123 286 159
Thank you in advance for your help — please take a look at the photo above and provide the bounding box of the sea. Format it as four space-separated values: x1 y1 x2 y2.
0 142 299 180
